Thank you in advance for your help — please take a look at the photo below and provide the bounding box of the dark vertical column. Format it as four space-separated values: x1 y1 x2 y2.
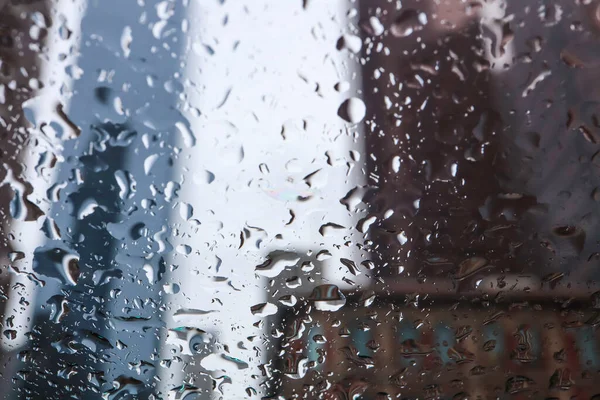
0 0 50 395
358 0 537 294
493 1 600 285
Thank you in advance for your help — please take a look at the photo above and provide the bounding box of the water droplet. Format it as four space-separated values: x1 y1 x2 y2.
120 26 132 58
390 9 427 38
309 284 346 311
255 253 300 278
33 247 80 286
336 34 362 54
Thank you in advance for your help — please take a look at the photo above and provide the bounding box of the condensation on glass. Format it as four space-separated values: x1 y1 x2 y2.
0 0 598 399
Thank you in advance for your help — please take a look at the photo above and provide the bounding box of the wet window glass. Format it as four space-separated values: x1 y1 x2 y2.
1 0 600 399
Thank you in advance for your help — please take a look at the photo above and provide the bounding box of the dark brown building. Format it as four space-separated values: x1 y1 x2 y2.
270 1 600 399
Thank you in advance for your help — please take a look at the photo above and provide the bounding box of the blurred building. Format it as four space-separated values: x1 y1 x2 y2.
269 1 600 399
273 295 600 399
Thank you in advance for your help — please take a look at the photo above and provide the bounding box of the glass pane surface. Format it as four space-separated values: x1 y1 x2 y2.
0 0 598 399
